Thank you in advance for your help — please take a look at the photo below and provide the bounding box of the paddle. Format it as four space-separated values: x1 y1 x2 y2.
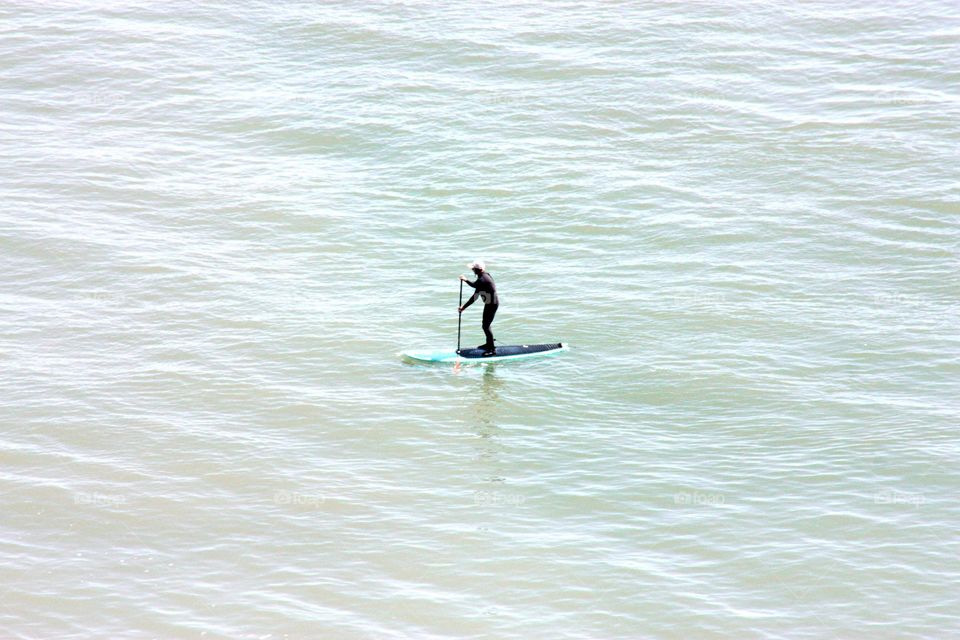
456 279 463 353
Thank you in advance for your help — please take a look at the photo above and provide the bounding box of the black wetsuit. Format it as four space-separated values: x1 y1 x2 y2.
462 271 498 350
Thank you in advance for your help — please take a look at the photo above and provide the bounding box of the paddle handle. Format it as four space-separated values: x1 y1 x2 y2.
457 279 463 352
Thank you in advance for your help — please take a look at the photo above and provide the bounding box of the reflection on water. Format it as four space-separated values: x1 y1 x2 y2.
477 364 504 427
470 364 506 468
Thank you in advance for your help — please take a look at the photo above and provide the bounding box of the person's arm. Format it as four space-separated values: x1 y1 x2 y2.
460 291 479 312
460 275 478 289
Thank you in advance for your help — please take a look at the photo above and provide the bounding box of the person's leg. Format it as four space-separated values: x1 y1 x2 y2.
481 304 498 350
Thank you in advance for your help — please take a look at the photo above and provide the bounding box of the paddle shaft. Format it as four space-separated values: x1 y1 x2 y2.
457 280 463 352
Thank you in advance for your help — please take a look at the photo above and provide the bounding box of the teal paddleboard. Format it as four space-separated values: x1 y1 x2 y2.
402 342 568 364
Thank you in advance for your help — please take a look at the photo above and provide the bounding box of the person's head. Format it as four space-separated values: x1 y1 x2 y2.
468 259 485 275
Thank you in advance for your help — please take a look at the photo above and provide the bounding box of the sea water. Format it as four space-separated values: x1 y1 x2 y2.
1 1 958 638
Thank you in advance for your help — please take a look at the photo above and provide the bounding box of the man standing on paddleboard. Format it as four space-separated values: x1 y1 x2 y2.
459 260 499 356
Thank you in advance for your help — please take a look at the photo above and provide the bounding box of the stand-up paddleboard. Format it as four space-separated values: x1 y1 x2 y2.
402 342 568 364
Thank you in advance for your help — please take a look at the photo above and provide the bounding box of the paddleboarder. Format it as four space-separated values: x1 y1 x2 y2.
459 260 499 356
